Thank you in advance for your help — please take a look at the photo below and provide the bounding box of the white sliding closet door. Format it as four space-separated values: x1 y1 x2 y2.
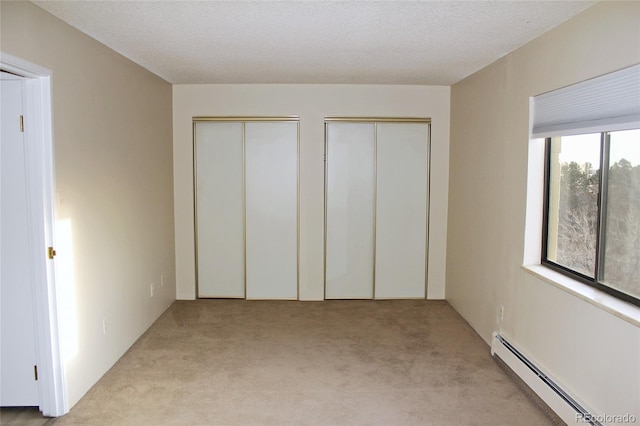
195 122 245 298
375 123 428 298
325 122 375 299
245 122 298 299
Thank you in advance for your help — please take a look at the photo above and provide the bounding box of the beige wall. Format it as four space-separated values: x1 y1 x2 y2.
6 0 636 418
448 1 640 419
173 85 450 300
1 2 176 408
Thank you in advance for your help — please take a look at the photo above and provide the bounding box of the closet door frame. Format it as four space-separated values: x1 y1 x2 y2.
193 116 300 300
323 117 431 300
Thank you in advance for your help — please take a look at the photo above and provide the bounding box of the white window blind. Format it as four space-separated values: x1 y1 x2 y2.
532 64 640 138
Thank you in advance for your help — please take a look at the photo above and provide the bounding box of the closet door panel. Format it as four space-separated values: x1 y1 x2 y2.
325 122 375 299
245 122 298 299
195 122 245 298
375 123 428 298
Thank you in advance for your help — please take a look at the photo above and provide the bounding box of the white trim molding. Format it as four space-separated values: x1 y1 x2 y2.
0 51 67 417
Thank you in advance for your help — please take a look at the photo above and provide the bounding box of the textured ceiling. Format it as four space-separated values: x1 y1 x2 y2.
33 1 596 85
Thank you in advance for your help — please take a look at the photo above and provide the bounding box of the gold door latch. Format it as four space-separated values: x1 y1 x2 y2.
48 247 56 259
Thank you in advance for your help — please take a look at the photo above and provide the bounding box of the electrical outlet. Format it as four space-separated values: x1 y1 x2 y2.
150 283 155 298
102 318 108 335
499 305 504 322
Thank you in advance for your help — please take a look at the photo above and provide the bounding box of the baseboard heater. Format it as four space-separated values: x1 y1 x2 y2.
491 332 602 426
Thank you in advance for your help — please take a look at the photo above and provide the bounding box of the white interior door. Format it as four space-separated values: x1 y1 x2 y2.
325 122 375 299
375 123 428 298
1 72 39 406
195 122 245 298
245 122 298 299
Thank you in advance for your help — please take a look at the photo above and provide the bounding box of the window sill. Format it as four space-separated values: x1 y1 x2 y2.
522 265 640 327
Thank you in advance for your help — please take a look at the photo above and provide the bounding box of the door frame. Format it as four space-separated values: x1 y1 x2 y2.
1 52 67 416
192 117 301 300
323 117 432 300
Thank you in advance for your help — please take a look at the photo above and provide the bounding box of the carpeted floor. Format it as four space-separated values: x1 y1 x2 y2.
40 300 562 425
0 407 55 426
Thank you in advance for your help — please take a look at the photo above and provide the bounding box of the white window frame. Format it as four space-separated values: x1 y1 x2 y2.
523 65 640 326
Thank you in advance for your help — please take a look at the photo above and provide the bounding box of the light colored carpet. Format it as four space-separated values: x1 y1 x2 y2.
0 407 55 426
51 300 563 425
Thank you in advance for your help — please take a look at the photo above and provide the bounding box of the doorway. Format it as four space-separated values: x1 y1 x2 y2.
193 118 300 300
324 118 431 299
0 52 66 416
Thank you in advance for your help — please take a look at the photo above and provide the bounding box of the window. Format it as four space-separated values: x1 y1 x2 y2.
543 129 640 306
532 64 640 306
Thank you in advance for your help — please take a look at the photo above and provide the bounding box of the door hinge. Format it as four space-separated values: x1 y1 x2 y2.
20 115 24 132
48 246 56 259
34 365 38 381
